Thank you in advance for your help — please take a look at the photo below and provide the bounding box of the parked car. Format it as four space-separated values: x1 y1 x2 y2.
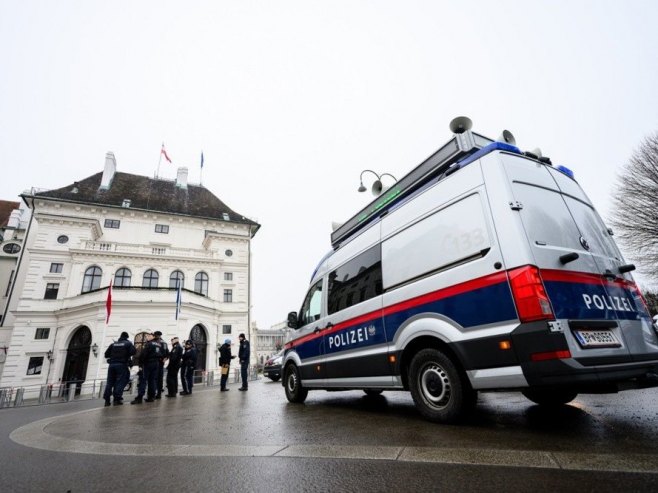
263 350 284 382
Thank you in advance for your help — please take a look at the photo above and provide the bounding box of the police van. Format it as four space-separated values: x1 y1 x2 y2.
282 117 658 423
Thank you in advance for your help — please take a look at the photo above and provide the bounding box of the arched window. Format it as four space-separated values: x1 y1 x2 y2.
194 272 208 296
169 270 185 289
142 269 159 289
115 268 132 287
82 266 102 293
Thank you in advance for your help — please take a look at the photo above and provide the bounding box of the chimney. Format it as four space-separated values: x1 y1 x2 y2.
99 152 117 190
176 167 188 189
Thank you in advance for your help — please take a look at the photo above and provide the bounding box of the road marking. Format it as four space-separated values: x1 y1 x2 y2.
9 409 658 473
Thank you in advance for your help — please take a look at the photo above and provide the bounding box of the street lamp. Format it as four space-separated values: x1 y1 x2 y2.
357 169 397 196
91 343 98 357
46 350 53 361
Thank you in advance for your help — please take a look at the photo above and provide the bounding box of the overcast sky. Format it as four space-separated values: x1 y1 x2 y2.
1 1 657 329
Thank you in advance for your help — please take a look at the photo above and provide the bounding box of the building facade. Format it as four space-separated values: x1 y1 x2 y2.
0 152 259 389
254 321 290 365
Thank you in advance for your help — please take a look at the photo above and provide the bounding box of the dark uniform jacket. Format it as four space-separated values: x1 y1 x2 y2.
140 340 164 366
219 343 233 366
104 336 136 365
238 339 250 363
168 343 183 368
182 346 198 369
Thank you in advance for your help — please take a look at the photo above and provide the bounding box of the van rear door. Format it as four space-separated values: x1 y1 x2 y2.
501 154 652 364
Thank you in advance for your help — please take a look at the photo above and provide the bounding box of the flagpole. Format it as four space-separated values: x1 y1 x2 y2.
200 151 204 187
156 142 164 178
96 276 113 381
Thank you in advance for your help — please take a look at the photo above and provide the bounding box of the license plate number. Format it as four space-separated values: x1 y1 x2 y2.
574 329 621 348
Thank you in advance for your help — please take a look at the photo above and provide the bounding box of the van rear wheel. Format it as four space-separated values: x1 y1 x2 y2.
284 364 308 403
522 388 578 406
408 348 474 424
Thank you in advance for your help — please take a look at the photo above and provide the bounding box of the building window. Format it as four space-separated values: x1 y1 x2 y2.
143 269 159 289
195 272 209 296
222 325 232 334
44 283 59 299
327 244 383 315
115 268 132 287
82 266 102 293
223 289 233 303
35 328 50 340
104 219 120 229
57 235 69 244
50 263 63 273
3 243 21 254
155 224 169 234
222 213 230 221
170 270 185 289
225 249 233 257
224 272 233 281
26 357 44 375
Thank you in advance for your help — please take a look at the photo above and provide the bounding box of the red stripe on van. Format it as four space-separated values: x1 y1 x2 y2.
286 271 509 349
541 269 640 290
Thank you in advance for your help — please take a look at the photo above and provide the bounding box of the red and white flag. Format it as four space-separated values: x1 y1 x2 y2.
106 279 112 324
161 144 172 164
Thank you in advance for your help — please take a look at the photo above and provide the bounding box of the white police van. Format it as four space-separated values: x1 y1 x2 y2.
283 117 658 423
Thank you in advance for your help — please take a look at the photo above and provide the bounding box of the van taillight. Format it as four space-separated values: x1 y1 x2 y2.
508 265 554 323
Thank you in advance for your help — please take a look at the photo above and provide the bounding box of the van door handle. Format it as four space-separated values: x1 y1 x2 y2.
324 323 334 330
313 327 321 334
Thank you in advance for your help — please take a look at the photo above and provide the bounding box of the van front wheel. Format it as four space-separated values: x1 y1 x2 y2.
284 364 308 403
409 348 472 424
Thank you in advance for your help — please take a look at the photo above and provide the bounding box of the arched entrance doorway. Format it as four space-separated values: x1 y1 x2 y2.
62 326 92 394
189 325 207 381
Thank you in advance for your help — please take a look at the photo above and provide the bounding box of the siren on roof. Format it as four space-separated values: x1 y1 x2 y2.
449 116 473 134
497 130 516 146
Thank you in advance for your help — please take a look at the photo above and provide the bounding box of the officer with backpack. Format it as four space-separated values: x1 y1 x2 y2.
103 331 136 406
131 333 162 404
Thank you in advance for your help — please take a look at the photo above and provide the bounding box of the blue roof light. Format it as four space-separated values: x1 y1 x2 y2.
557 165 574 179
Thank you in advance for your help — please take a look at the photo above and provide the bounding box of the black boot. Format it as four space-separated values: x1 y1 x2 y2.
131 397 143 405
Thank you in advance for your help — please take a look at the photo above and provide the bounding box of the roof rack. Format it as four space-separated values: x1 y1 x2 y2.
331 130 494 248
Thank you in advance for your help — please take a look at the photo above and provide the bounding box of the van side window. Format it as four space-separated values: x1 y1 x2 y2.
327 245 383 315
299 280 323 327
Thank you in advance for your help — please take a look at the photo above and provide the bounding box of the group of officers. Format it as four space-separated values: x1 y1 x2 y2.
102 331 251 406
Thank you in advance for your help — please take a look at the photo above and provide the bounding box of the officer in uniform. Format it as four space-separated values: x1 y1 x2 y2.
166 337 183 397
152 331 169 399
103 331 136 406
238 333 251 391
180 340 198 395
131 333 162 404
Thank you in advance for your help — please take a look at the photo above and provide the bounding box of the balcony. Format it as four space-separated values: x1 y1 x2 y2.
79 241 217 259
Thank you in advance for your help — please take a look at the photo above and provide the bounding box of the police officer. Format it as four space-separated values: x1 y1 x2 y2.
238 333 250 391
131 333 161 404
103 331 136 406
152 331 169 399
166 337 183 397
180 340 198 395
218 338 235 392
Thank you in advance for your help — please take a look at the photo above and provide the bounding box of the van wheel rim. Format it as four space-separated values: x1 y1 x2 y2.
420 364 451 408
287 371 298 392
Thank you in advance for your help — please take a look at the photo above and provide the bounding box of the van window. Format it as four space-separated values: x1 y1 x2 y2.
382 193 490 289
562 196 620 260
299 280 323 327
327 245 382 315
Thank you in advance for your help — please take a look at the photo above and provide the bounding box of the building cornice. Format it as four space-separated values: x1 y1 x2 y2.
33 212 102 240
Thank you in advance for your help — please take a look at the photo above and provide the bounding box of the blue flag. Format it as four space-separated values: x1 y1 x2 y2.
175 284 182 320
200 152 204 169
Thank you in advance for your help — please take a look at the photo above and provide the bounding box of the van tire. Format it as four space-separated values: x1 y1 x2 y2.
284 364 308 403
408 348 473 423
522 388 578 406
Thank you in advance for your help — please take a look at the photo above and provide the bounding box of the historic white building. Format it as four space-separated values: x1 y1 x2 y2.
0 152 259 390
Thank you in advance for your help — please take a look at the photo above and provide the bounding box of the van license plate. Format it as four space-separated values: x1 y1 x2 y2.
574 330 621 348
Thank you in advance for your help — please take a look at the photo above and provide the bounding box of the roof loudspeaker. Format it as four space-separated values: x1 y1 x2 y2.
449 116 473 134
498 130 516 146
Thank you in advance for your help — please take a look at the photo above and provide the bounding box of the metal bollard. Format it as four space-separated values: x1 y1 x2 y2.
14 388 24 407
67 383 76 402
0 388 12 408
207 371 214 386
39 385 49 404
99 381 106 398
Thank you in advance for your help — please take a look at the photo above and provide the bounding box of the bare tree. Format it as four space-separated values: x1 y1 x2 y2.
611 133 658 279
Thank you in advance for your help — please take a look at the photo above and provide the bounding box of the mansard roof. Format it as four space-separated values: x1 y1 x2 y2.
30 171 259 230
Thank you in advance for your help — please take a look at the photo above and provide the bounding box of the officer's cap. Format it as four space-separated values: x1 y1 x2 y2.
154 331 162 337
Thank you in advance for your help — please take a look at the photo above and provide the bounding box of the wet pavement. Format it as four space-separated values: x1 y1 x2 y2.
1 377 657 492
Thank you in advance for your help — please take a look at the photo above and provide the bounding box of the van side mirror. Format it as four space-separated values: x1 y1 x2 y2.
287 311 298 329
